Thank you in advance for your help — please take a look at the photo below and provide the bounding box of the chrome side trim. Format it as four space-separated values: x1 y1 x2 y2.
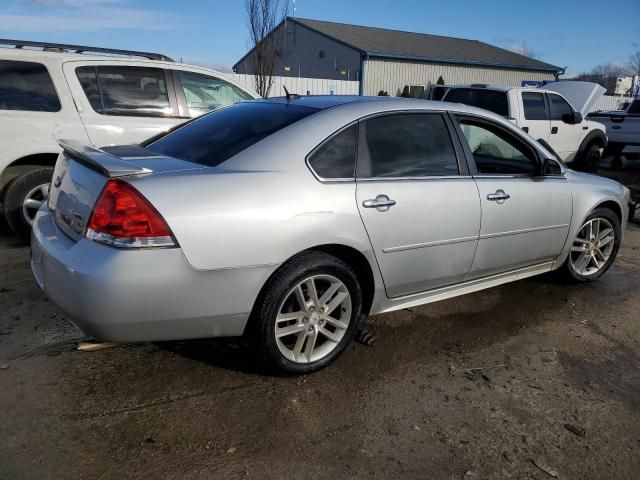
479 224 569 240
377 261 554 313
383 235 477 253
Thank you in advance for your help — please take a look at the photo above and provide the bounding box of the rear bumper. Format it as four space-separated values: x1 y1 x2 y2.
31 209 277 342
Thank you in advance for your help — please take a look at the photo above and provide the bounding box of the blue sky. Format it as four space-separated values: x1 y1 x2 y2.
1 0 638 75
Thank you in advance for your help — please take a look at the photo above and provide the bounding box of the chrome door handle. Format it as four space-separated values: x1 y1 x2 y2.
487 190 510 204
362 195 396 210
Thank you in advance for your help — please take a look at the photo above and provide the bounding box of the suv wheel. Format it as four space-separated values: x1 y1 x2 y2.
3 167 53 238
254 251 362 375
560 208 620 283
574 143 601 173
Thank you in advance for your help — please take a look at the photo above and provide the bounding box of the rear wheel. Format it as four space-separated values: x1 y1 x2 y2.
253 251 362 374
3 167 53 239
560 208 620 283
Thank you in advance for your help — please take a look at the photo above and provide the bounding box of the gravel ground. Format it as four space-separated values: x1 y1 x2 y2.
1 160 639 480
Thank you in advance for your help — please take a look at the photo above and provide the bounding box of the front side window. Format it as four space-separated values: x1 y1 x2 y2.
146 102 318 167
178 71 253 117
76 66 171 117
458 119 538 175
443 88 509 117
0 60 60 112
308 125 356 179
627 100 640 114
522 92 547 120
548 94 573 121
357 113 459 178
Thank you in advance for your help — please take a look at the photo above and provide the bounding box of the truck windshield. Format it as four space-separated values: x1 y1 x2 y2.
443 88 509 117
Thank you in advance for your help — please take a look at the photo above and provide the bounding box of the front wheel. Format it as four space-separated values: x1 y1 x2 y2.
253 251 362 374
574 143 601 173
560 208 621 283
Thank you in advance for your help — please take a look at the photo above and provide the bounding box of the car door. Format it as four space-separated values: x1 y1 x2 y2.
171 69 256 118
547 93 583 163
520 91 550 143
453 115 572 278
63 62 183 145
355 112 481 298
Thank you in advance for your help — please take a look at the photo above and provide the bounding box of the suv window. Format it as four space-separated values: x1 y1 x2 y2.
0 60 60 112
146 102 317 167
308 125 356 179
458 119 538 175
443 88 509 117
628 100 640 114
548 94 573 121
178 71 253 117
357 113 459 178
522 92 547 120
76 66 171 117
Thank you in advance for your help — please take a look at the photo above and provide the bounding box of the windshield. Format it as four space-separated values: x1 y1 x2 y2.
443 88 509 117
146 102 318 167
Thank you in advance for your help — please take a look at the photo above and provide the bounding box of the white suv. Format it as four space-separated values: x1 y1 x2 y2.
439 82 608 173
0 40 258 236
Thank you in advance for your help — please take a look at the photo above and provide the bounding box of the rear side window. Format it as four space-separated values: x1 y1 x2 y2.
522 92 547 120
357 113 459 178
444 88 509 117
76 66 171 117
0 60 60 112
146 102 318 167
178 71 253 117
308 125 357 179
548 94 573 121
628 100 640 114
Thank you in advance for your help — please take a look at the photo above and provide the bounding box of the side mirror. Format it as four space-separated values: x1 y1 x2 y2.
562 111 582 124
540 157 562 176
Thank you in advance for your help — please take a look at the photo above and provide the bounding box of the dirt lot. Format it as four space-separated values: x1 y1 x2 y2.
1 161 640 480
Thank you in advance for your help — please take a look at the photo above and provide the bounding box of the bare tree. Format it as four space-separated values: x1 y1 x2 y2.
576 62 632 95
244 0 287 98
629 51 640 76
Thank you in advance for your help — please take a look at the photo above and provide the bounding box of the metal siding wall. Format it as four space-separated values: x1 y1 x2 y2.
231 74 359 97
363 58 555 96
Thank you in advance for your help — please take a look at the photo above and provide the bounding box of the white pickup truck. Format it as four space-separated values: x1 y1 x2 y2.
437 82 608 173
588 98 640 168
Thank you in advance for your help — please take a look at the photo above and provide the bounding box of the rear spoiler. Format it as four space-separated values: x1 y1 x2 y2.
58 139 152 178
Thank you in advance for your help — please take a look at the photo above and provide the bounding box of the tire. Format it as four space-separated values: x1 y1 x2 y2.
3 167 53 239
253 251 362 375
573 143 601 173
559 208 621 283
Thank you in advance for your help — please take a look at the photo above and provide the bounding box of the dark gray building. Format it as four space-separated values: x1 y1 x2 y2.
233 18 563 96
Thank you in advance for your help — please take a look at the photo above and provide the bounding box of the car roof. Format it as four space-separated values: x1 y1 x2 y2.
0 45 174 65
258 95 473 111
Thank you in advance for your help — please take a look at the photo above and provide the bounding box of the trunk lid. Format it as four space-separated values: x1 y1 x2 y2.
48 140 205 241
543 81 605 117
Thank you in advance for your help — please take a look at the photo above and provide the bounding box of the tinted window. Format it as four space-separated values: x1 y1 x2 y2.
444 88 509 117
522 92 547 120
309 125 356 179
548 94 573 121
146 102 317 167
77 66 171 117
459 119 537 175
0 60 60 112
628 100 640 114
178 71 253 117
358 114 459 178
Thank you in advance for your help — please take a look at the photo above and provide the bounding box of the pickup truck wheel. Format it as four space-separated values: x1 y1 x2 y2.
3 167 53 239
559 208 620 283
574 143 601 173
254 251 362 375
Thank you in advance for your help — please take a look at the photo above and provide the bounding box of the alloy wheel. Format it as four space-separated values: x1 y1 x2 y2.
22 183 49 226
569 217 616 276
275 274 352 364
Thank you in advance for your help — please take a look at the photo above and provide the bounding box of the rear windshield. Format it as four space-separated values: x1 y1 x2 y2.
146 102 318 166
0 60 61 112
443 88 509 117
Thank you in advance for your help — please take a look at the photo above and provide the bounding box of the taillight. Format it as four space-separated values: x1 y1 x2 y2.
86 179 176 248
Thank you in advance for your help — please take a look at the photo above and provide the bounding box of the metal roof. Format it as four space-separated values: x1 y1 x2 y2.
294 18 562 73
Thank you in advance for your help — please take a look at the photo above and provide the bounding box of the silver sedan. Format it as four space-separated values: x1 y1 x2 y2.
31 96 630 374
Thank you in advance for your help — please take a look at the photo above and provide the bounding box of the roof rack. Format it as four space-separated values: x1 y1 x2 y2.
0 39 174 62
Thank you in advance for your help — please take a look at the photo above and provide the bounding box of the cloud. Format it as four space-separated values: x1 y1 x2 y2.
1 1 175 32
